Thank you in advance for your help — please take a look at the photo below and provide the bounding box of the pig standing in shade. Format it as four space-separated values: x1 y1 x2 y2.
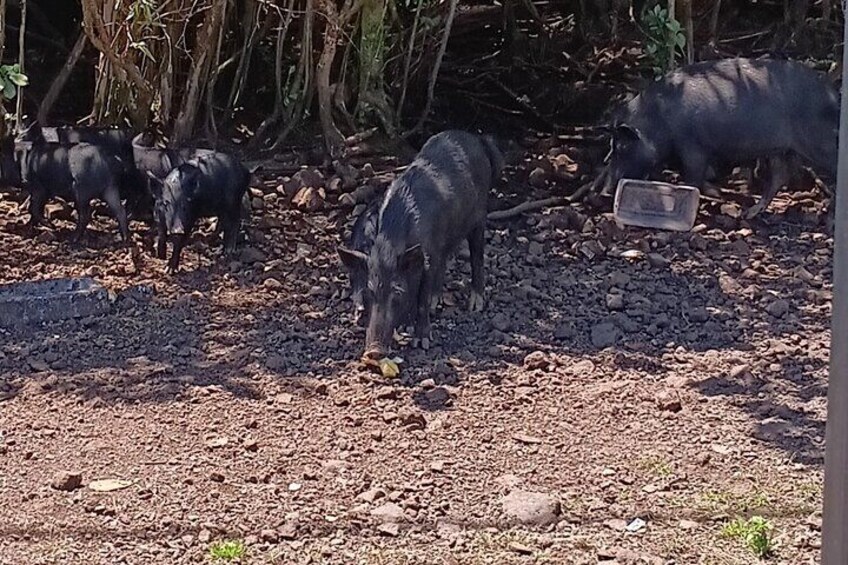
595 57 839 219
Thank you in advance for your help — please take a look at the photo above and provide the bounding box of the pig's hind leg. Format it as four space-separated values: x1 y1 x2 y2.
102 184 130 242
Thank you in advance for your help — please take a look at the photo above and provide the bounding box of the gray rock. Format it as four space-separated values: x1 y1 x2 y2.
501 490 561 526
766 299 790 318
591 323 619 348
370 502 406 523
51 471 83 492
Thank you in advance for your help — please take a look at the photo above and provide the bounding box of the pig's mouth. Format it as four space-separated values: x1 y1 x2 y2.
363 344 387 360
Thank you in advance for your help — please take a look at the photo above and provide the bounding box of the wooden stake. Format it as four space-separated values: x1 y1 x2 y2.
822 9 848 565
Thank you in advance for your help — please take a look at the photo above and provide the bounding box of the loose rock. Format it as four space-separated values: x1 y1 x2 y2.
501 490 561 526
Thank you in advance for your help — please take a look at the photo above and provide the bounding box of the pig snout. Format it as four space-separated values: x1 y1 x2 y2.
363 345 386 360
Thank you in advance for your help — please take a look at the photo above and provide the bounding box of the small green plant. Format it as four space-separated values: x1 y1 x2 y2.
209 540 246 562
0 64 27 100
721 516 774 559
640 4 686 76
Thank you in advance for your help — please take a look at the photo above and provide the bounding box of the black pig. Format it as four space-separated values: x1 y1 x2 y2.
147 151 249 273
596 57 838 219
338 130 504 358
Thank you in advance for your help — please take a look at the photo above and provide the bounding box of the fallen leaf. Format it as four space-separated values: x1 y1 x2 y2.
89 479 133 492
379 358 400 378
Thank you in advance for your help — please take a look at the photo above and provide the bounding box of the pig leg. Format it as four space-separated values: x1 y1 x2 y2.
745 156 790 219
221 213 240 255
167 233 188 274
27 185 48 236
679 148 709 189
72 199 92 243
156 213 168 260
428 257 447 311
102 184 130 242
467 224 486 312
413 270 434 350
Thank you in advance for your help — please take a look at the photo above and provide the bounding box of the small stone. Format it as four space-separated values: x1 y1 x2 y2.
528 241 544 256
491 313 512 333
240 247 267 264
528 167 547 188
686 305 709 323
508 542 533 555
678 520 699 530
51 471 83 492
357 488 386 503
554 323 576 340
370 502 405 523
523 350 549 370
591 323 619 348
243 439 259 452
647 252 671 268
501 490 561 526
689 233 708 251
605 519 628 531
424 387 451 407
655 390 682 412
766 299 790 318
263 278 283 290
198 529 212 543
260 529 278 543
377 523 400 537
606 293 624 311
729 364 750 379
279 521 298 540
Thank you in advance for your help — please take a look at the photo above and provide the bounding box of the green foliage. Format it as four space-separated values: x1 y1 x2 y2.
209 540 246 561
0 64 28 101
640 4 686 77
721 516 774 559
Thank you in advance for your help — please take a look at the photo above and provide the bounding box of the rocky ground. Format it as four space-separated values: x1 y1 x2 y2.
0 142 832 564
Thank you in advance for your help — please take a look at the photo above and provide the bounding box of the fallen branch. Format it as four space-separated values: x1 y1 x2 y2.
487 196 568 220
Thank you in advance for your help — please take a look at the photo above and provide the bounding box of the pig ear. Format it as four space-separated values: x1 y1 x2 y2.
613 124 641 149
337 246 368 270
399 244 424 271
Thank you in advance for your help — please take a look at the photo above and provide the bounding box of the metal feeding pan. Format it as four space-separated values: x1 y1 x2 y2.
613 179 701 232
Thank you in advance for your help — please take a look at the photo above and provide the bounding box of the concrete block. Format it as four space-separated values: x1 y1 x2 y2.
0 278 114 327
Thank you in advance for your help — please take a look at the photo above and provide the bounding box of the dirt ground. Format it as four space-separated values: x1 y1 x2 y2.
0 147 831 564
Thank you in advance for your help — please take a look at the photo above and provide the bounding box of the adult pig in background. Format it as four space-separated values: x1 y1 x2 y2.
594 57 839 219
338 130 504 359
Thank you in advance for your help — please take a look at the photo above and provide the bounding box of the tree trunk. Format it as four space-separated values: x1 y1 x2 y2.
316 0 345 155
681 0 694 64
667 0 676 70
173 0 228 144
15 0 25 133
411 0 458 133
709 0 722 46
38 30 87 124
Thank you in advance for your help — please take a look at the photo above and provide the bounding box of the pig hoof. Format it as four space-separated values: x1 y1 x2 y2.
412 337 431 350
468 291 486 313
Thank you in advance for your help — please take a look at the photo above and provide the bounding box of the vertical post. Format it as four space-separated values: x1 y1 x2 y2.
822 6 848 564
667 0 676 70
14 0 25 133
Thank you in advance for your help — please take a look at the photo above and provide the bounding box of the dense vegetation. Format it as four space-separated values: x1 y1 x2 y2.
1 0 844 153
